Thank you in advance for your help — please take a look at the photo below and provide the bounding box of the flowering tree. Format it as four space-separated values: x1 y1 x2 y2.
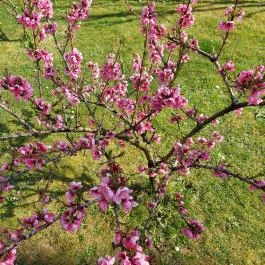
0 0 264 264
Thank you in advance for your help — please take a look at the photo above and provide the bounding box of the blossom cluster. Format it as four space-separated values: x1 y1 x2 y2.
0 242 16 265
176 3 195 29
90 176 137 213
98 230 150 265
15 141 49 170
235 66 265 105
0 76 33 100
61 181 87 232
67 0 92 31
151 86 188 113
26 49 56 80
17 0 53 29
173 133 224 176
65 48 83 80
175 192 205 240
219 6 245 32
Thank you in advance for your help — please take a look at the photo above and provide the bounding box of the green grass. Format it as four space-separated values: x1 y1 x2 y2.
0 0 265 264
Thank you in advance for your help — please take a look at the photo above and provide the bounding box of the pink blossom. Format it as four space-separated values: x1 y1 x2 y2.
60 207 86 232
175 192 185 200
26 49 53 67
65 48 83 80
176 5 195 29
211 119 220 126
132 55 142 72
0 76 33 100
141 3 157 27
41 208 55 223
148 42 164 63
123 230 139 251
151 86 188 113
22 214 40 230
35 98 52 115
101 54 122 81
0 177 14 193
235 69 255 91
147 201 157 209
44 66 57 79
117 98 135 115
136 121 154 135
40 23 57 40
180 13 195 28
248 89 265 105
178 207 188 215
213 165 228 178
90 177 114 212
177 4 192 16
10 229 23 242
16 142 48 169
189 38 199 51
88 61 100 80
37 0 53 19
182 219 205 240
235 66 265 105
222 61 235 72
197 114 208 124
249 180 265 192
224 6 233 16
0 163 9 172
237 10 245 22
130 71 153 92
148 24 167 41
55 115 64 129
0 242 17 265
219 21 235 32
77 134 95 150
211 131 224 143
117 252 131 265
145 236 153 249
59 86 80 105
181 53 190 64
65 181 83 205
132 251 150 265
67 0 92 28
180 31 188 44
69 181 83 192
156 65 175 85
17 10 41 29
114 230 123 245
98 256 115 265
44 22 57 35
234 107 243 116
113 187 138 213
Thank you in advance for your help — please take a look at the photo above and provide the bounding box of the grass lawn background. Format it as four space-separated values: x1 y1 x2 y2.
0 0 265 264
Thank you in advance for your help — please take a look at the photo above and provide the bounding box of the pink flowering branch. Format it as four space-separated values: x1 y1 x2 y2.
0 198 97 256
191 163 260 185
160 98 265 164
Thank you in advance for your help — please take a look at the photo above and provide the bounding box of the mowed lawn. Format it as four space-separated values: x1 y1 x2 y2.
0 0 265 264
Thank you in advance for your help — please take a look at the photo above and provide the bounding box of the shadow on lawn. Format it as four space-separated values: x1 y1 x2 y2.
0 27 20 43
0 161 96 219
52 1 265 27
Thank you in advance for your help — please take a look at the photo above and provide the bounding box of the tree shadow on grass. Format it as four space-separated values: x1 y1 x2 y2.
0 162 96 219
52 1 265 27
0 27 21 43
